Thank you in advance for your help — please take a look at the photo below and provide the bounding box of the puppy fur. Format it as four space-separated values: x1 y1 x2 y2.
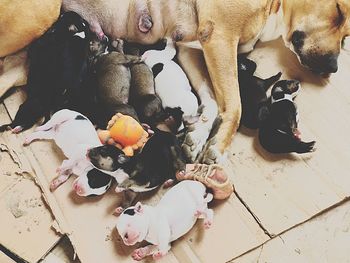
124 41 163 125
259 80 316 154
23 109 114 196
0 12 92 133
238 55 282 129
88 107 186 208
89 39 142 128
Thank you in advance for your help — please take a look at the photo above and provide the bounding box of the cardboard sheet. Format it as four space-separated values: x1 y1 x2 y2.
0 103 61 262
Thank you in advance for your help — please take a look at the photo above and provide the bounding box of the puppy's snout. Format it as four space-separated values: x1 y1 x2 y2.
73 181 85 195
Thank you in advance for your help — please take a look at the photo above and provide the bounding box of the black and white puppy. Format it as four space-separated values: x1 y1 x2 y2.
88 107 186 210
238 56 282 129
23 109 123 196
0 12 92 133
259 80 316 154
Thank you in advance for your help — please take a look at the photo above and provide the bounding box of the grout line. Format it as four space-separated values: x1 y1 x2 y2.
0 244 27 263
227 196 350 262
234 189 273 238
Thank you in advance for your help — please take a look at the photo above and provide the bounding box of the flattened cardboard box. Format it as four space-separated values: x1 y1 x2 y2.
0 104 60 263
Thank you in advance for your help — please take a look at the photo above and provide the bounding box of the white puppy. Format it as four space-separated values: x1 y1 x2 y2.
142 39 199 125
116 180 213 261
24 109 127 196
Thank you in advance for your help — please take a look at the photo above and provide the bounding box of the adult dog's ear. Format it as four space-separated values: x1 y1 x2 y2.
337 0 350 38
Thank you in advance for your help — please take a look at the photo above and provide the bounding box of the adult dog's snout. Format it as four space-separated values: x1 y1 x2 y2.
301 53 339 75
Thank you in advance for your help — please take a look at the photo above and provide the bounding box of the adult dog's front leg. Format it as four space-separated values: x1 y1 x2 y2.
177 45 218 163
200 31 241 164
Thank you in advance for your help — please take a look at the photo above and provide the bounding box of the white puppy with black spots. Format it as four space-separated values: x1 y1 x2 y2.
116 180 213 261
23 109 128 196
142 39 199 127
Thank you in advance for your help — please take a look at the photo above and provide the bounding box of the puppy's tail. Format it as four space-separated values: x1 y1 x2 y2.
263 72 282 91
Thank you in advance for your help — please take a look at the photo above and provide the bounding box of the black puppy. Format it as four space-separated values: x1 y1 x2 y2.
238 56 282 129
88 107 186 208
259 80 316 154
0 12 92 133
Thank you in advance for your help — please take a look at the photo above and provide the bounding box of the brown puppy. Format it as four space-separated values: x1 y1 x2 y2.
0 0 61 57
38 1 350 163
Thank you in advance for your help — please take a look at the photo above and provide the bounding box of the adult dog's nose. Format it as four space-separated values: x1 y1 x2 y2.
316 53 339 74
304 53 339 74
325 54 338 73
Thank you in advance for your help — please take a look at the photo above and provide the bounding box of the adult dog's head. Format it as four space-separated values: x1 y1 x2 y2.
282 0 350 75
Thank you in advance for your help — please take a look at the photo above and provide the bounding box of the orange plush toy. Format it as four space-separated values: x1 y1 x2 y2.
98 113 149 156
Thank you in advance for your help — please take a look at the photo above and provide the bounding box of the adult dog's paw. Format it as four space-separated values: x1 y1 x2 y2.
198 137 226 165
182 121 211 163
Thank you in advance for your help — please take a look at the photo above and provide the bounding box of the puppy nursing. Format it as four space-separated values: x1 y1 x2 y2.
0 12 92 133
142 39 199 125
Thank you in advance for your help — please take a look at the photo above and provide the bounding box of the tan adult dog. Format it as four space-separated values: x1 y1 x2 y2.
0 0 61 98
22 0 350 164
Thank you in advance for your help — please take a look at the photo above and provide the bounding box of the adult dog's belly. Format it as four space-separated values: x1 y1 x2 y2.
0 0 61 57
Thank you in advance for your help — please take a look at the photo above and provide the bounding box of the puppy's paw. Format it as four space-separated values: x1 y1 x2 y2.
182 121 211 163
50 179 61 191
11 126 23 134
23 137 33 146
297 141 316 154
132 248 147 261
194 209 205 218
163 179 174 188
113 207 124 216
307 141 316 152
115 186 126 193
152 251 166 260
203 218 213 229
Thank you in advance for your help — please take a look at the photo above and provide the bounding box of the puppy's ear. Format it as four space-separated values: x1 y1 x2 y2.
271 86 284 101
118 154 130 164
134 202 144 214
68 24 79 33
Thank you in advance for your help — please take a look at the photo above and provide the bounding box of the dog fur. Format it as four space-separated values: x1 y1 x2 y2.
0 0 61 57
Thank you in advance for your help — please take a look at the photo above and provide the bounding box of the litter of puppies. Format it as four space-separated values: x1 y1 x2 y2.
0 10 320 261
